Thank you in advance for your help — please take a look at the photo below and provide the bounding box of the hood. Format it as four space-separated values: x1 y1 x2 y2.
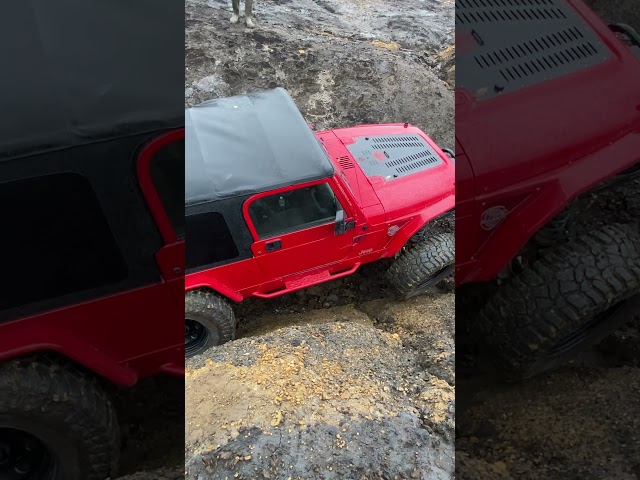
326 124 455 220
455 0 640 196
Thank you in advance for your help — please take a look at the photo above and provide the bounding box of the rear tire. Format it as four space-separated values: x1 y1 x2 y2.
478 223 640 381
0 356 119 480
185 289 235 357
386 231 455 300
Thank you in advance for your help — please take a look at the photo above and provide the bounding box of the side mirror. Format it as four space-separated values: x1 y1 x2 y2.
442 147 455 163
334 209 356 236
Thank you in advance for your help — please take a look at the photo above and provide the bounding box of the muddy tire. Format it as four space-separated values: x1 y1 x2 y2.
185 289 235 357
0 356 119 480
386 231 455 300
479 223 640 381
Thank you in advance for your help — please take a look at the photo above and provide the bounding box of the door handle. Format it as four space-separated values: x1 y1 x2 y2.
265 240 282 252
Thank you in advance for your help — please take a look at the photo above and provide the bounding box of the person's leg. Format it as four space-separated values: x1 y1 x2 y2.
245 0 255 28
230 0 240 23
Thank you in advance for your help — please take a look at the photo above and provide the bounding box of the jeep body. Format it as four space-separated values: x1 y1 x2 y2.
455 0 640 286
185 88 454 304
0 2 185 387
0 2 185 477
454 0 640 379
0 129 185 386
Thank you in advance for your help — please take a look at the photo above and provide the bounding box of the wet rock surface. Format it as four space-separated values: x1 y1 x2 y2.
185 0 455 148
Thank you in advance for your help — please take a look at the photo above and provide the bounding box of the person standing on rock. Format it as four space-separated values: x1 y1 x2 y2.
230 0 255 28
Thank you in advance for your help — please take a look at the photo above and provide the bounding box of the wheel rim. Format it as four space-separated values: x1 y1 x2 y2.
0 428 56 480
406 264 453 299
185 319 210 356
547 302 626 358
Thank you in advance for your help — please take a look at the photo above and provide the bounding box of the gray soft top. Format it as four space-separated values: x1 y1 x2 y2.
0 0 183 161
185 88 335 205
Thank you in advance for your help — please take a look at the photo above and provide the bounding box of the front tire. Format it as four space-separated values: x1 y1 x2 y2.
185 290 236 357
479 223 640 381
0 356 119 480
386 231 455 300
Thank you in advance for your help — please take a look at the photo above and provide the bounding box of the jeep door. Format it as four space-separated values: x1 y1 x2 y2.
245 179 355 280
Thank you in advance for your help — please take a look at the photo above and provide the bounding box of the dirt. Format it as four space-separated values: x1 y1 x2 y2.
455 1 640 479
110 377 184 479
185 0 455 148
116 467 184 480
186 292 455 479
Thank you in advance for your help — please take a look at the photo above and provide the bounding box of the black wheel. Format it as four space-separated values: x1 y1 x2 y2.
185 289 236 357
386 230 455 300
478 223 640 381
0 357 119 480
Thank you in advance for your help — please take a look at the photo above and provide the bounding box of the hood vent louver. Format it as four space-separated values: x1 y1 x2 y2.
372 136 425 149
346 134 444 181
475 26 600 83
456 0 568 25
337 156 355 169
456 0 611 99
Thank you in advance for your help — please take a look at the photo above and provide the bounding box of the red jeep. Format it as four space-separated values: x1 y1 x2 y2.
184 88 455 356
0 2 184 479
456 0 640 379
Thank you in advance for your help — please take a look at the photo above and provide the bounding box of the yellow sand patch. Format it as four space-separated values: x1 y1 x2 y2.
371 40 400 51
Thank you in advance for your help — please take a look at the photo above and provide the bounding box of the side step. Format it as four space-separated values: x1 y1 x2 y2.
253 263 361 299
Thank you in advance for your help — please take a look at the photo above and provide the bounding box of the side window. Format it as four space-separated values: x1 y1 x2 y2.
248 183 340 240
149 139 185 239
185 212 239 269
1 173 127 311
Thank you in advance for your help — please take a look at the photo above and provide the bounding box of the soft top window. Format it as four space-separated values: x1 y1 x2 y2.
185 211 239 270
0 173 127 312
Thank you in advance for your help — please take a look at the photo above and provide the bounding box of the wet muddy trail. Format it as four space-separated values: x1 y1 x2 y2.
185 0 455 147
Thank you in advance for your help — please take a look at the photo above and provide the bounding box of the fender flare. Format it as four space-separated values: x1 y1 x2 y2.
460 129 640 284
184 277 243 303
0 331 139 387
385 198 455 255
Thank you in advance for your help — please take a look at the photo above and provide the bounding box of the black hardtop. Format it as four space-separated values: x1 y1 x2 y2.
0 0 183 162
185 87 335 206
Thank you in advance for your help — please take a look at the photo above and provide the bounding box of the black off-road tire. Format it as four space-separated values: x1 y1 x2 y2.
386 231 455 300
0 356 119 480
185 289 236 357
478 223 640 381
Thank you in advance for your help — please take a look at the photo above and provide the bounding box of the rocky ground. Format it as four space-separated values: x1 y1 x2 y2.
181 1 456 479
186 292 455 479
455 1 640 479
185 0 454 148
